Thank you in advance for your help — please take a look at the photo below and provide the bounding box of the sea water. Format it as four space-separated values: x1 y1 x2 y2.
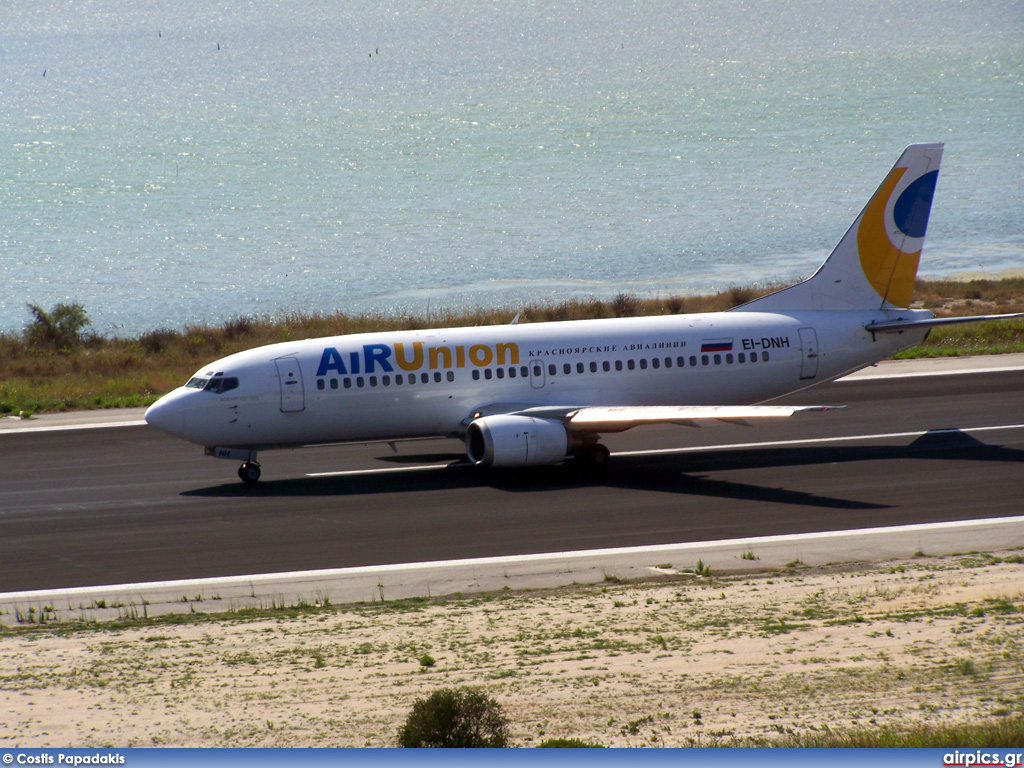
2 0 1022 336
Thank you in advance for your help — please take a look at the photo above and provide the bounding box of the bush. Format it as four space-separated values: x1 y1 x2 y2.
611 292 640 317
25 302 92 350
397 686 509 748
537 738 605 748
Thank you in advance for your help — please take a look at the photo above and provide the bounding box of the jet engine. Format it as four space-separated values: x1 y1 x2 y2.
466 415 569 468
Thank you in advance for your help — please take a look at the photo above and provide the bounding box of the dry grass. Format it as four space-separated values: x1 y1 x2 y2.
913 277 1024 315
2 278 1023 414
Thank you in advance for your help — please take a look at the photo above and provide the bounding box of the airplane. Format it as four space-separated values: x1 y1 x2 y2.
145 143 1024 483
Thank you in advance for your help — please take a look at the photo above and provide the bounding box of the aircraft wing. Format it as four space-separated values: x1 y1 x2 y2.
498 404 844 434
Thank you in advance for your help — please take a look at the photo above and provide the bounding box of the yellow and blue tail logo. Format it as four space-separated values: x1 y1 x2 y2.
738 143 943 313
856 147 941 308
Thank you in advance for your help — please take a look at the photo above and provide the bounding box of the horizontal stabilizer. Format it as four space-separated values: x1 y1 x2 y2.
866 312 1024 333
565 405 843 434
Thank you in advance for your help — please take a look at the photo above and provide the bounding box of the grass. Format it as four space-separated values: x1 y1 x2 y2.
755 716 1024 748
2 277 1024 415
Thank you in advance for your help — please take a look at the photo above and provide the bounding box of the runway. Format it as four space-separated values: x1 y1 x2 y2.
2 362 1023 597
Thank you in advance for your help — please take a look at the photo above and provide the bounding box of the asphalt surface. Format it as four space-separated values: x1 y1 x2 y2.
2 366 1023 593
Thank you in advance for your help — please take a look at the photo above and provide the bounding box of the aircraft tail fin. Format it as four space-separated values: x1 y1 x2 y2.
739 143 943 312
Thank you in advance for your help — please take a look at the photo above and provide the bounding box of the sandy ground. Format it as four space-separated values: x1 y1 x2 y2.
1 551 1022 748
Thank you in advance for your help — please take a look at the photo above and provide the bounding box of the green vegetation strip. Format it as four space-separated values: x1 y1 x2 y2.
3 278 1024 415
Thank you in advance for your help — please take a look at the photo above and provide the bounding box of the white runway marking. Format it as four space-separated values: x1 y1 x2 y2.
307 464 451 478
0 419 146 435
614 422 1024 458
840 362 1024 381
3 514 1023 602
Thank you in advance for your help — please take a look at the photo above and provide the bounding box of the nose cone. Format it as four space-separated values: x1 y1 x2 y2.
145 390 187 439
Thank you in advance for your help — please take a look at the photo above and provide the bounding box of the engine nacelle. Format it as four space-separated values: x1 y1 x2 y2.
466 415 569 468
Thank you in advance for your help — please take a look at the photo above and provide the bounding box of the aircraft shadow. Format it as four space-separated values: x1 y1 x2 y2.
182 429 1023 511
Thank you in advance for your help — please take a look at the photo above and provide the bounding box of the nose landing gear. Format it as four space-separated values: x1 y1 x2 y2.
204 447 263 484
238 461 262 484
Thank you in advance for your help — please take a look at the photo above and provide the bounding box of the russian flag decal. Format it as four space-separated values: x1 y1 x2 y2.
701 339 733 353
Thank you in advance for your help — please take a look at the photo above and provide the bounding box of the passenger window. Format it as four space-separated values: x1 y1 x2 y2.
563 363 571 375
577 362 584 374
533 365 542 377
762 351 770 362
508 367 516 378
369 376 377 387
640 359 648 370
627 360 635 370
590 362 598 373
615 360 623 371
330 378 338 390
484 369 492 380
690 356 697 367
396 374 404 385
603 361 610 372
496 368 505 379
421 373 429 384
317 379 325 391
344 378 352 389
447 371 454 382
383 375 391 386
548 364 556 376
664 358 672 368
521 366 529 377
472 369 480 380
726 354 733 364
433 372 442 383
738 353 746 363
357 377 365 388
701 355 709 366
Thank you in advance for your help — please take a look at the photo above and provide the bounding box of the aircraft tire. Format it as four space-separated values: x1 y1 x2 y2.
239 462 262 484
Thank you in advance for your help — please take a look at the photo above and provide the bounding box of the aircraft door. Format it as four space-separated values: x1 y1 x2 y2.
275 357 306 412
798 327 819 380
530 361 546 389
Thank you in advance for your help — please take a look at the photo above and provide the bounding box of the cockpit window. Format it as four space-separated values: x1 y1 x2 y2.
206 377 239 394
185 376 239 393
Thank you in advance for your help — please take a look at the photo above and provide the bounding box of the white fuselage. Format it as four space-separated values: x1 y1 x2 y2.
146 308 929 451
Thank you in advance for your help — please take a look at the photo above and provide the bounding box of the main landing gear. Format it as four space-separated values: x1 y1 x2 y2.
574 443 611 471
238 461 262 484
